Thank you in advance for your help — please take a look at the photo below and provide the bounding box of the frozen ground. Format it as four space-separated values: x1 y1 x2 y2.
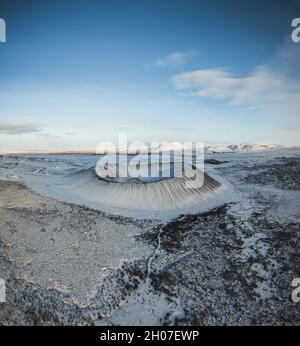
0 147 299 325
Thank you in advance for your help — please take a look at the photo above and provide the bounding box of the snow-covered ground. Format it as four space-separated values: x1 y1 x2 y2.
0 147 299 325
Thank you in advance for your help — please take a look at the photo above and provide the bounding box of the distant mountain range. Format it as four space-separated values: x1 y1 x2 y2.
5 143 292 155
205 143 286 153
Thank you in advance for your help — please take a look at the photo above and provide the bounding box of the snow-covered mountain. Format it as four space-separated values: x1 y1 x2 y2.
8 143 287 155
205 146 233 153
206 143 284 153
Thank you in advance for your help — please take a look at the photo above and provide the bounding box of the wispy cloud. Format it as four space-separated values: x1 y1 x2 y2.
145 50 195 70
171 39 300 124
171 67 284 104
270 38 300 78
171 65 300 124
0 122 42 135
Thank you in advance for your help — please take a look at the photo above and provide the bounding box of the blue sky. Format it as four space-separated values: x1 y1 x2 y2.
0 0 300 151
